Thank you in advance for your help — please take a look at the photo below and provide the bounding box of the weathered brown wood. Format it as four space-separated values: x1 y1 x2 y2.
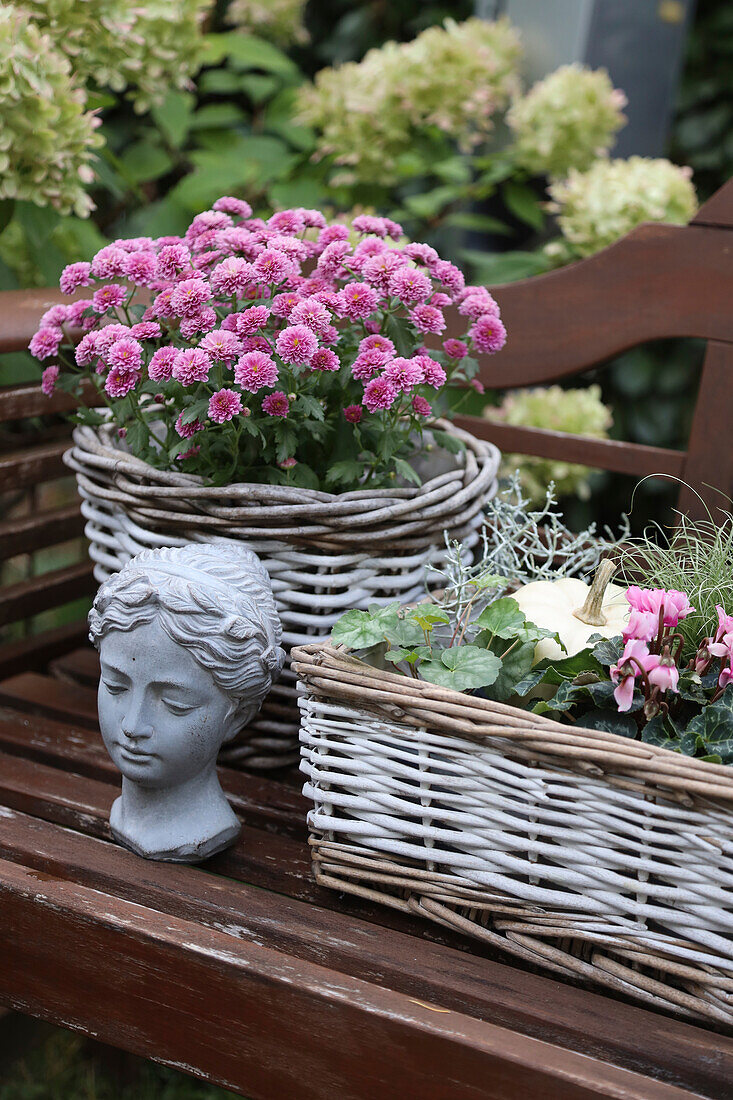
692 178 733 228
0 289 70 355
678 340 733 520
0 504 84 561
453 418 687 478
49 645 99 688
3 858 694 1100
0 440 69 492
0 672 99 727
0 563 95 628
0 621 89 681
0 381 98 423
1 807 728 1100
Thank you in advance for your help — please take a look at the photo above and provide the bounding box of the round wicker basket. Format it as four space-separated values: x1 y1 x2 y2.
66 420 500 769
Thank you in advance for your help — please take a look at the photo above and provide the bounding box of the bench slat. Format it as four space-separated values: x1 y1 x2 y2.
0 563 95 628
0 504 84 562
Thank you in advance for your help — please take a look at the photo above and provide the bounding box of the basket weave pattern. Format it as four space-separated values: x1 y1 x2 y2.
294 644 733 1026
67 422 499 769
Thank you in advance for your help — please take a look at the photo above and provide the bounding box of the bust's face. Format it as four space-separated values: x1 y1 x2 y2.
98 618 234 789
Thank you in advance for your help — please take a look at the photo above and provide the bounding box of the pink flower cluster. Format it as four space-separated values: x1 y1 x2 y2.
610 587 695 712
30 200 507 485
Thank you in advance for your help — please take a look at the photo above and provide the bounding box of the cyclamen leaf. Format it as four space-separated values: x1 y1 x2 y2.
684 686 733 762
419 646 502 691
331 604 400 649
580 709 638 738
481 640 536 703
590 636 624 667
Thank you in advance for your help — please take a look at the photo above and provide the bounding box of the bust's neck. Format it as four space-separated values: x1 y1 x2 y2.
111 762 240 862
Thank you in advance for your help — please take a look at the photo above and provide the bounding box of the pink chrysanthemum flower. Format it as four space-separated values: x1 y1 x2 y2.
148 346 178 381
92 284 127 314
65 300 93 328
470 379 485 394
320 324 339 346
237 306 270 335
105 367 140 398
262 391 290 417
156 244 191 279
443 339 468 360
361 250 404 292
363 376 398 413
175 411 204 439
388 267 432 305
170 278 213 318
268 209 305 234
384 357 425 393
271 292 300 318
40 305 67 327
359 334 396 357
200 329 242 362
91 245 128 279
208 388 242 424
459 292 500 320
213 196 252 218
29 327 62 360
403 243 439 267
186 210 232 241
117 236 154 252
431 259 465 299
411 394 432 417
240 335 272 354
253 249 292 285
316 240 352 278
344 404 363 424
317 225 349 248
296 208 327 229
152 289 175 318
351 347 390 382
351 238 389 271
310 348 340 372
173 348 211 386
95 324 131 356
41 365 60 396
130 321 162 341
470 315 507 354
124 251 157 286
410 304 446 335
279 457 297 469
59 261 92 295
178 443 201 461
276 324 318 365
179 308 217 339
234 351 279 392
289 297 331 335
108 337 143 372
414 355 446 388
337 281 379 320
210 257 254 298
74 331 99 367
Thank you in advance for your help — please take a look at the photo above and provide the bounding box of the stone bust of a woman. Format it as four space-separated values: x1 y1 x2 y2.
89 543 284 862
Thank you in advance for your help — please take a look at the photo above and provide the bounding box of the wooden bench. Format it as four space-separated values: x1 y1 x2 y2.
1 181 733 1097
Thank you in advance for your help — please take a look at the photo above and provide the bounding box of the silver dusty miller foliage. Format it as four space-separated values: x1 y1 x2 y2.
428 473 629 626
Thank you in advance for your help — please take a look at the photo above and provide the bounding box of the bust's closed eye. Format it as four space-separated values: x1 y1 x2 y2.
161 697 199 716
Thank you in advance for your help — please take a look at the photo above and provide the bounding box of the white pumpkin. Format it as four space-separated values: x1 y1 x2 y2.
512 560 629 664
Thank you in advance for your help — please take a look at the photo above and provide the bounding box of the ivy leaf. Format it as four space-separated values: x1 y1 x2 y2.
535 650 606 683
420 646 502 691
513 668 548 697
473 597 526 640
684 686 733 763
331 604 400 649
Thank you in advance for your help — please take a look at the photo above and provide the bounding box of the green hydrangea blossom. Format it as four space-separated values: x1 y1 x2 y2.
0 6 102 216
546 156 698 262
226 0 309 46
486 384 613 504
25 0 210 113
297 17 522 185
507 64 626 179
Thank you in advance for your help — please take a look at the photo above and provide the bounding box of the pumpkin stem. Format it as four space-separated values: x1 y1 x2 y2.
573 559 617 627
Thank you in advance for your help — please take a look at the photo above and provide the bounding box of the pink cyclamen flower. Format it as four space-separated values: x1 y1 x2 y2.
443 338 468 360
715 605 733 642
410 304 446 335
414 355 446 389
338 281 379 320
130 321 162 340
470 315 507 354
173 348 212 386
262 391 289 417
214 196 252 218
170 278 212 318
645 652 680 694
175 412 204 439
610 639 651 712
208 388 242 424
276 324 318 365
622 609 660 644
412 394 432 417
108 337 143 372
624 587 695 631
124 251 157 285
41 365 59 396
310 348 340 372
236 306 270 335
105 368 140 398
59 262 92 295
148 346 178 382
363 376 398 413
234 351 279 392
388 267 432 305
344 404 363 424
199 329 242 362
359 334 395 357
29 327 62 360
384 357 425 393
92 284 127 314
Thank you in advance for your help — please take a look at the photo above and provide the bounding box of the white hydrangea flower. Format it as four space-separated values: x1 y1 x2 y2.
226 0 309 46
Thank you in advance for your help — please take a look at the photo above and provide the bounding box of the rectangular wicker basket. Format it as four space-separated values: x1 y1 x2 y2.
293 643 733 1028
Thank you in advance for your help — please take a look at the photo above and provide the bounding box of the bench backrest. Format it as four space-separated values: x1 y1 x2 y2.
1 179 732 666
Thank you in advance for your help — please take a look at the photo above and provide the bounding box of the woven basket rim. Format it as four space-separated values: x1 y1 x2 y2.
292 642 733 805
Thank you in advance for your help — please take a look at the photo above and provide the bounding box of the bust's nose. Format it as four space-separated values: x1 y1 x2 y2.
121 693 153 741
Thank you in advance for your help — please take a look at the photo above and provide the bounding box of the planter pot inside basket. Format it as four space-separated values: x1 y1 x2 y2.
65 419 500 770
293 642 733 1028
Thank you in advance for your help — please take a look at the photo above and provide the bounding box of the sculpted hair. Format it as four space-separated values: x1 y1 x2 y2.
89 543 285 733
